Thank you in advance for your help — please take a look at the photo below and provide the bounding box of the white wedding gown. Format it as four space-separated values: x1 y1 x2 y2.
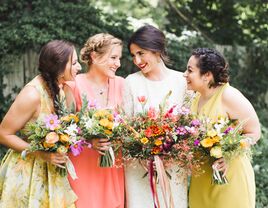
123 70 188 208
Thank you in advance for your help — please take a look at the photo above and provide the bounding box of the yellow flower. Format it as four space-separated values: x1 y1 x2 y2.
140 137 149 144
154 139 162 146
57 145 68 154
99 118 109 127
107 122 114 130
240 139 250 149
69 114 79 123
211 136 220 143
201 138 214 148
207 129 217 137
210 146 222 158
94 109 109 118
59 134 70 143
104 129 113 135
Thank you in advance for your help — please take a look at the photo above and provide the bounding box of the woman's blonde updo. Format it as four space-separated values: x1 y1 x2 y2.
80 33 122 66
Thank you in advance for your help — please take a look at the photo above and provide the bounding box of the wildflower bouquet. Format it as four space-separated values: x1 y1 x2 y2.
196 116 249 184
22 112 83 179
78 97 122 167
120 91 201 208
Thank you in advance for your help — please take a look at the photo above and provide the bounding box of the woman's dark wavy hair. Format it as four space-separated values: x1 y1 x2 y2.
192 48 229 88
128 24 170 65
38 40 74 114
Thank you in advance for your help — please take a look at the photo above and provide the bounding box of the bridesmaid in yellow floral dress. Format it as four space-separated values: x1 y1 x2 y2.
0 40 81 207
184 48 261 208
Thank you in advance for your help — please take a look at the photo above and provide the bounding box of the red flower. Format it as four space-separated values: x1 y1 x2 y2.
137 96 147 104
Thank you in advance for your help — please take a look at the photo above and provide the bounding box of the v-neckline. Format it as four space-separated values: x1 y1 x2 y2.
196 85 224 115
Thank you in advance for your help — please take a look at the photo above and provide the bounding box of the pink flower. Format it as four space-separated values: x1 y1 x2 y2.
70 141 83 156
44 114 60 130
147 107 157 120
176 126 187 135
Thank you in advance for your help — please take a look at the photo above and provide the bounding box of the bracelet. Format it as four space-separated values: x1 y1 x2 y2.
21 149 29 160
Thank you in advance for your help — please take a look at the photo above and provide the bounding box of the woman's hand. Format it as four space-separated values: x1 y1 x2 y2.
91 138 111 155
32 151 67 168
213 158 228 176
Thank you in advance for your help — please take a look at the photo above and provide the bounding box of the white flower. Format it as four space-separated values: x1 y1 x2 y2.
84 118 93 129
64 124 78 137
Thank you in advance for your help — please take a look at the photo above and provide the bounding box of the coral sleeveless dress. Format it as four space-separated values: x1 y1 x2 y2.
189 83 255 208
0 76 77 208
67 74 125 208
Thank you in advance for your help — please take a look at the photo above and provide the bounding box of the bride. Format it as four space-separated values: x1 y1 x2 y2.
123 24 188 208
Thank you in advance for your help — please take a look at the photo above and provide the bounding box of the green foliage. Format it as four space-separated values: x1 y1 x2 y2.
224 44 268 126
253 125 268 207
164 0 268 45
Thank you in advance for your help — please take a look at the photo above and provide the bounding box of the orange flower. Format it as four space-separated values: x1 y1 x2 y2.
151 147 161 155
44 132 59 148
104 129 113 135
211 136 220 143
154 139 162 146
59 134 70 143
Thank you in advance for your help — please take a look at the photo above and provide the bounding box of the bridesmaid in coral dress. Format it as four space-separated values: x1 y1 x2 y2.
65 33 125 208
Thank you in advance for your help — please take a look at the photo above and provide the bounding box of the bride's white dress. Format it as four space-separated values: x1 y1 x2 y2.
123 70 188 208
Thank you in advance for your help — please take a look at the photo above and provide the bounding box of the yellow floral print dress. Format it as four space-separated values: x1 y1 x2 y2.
0 76 77 208
189 83 255 208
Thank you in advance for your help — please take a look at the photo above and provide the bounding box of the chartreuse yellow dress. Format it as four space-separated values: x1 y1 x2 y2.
0 76 77 207
189 83 255 208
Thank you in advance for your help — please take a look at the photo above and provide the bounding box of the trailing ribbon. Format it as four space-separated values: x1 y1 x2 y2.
154 155 174 208
149 159 160 208
66 157 78 180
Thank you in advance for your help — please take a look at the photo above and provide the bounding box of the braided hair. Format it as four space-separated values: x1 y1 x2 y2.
80 33 122 67
38 40 74 114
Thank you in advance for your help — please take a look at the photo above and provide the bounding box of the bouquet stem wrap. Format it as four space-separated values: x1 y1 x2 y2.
99 146 115 167
148 156 175 208
212 164 228 184
66 157 78 180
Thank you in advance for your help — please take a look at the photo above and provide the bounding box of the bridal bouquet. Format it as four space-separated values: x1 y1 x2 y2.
22 112 83 179
78 97 122 167
196 116 249 184
120 92 202 208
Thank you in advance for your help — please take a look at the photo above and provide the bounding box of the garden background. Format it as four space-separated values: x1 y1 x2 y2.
0 0 267 207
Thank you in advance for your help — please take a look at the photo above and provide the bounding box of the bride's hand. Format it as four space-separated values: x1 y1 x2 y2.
91 138 111 155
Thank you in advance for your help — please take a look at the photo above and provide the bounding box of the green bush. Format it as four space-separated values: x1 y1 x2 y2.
254 125 268 207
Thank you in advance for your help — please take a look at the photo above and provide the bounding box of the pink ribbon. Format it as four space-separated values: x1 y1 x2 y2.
148 156 174 208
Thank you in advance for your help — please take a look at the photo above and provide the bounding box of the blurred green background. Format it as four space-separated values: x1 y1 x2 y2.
0 0 267 207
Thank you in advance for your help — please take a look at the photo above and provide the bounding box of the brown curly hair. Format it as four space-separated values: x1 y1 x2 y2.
192 48 229 88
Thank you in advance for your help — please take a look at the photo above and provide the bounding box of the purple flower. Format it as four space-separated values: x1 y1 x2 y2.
44 114 60 130
194 139 200 146
191 119 201 127
178 106 190 115
88 99 97 109
176 126 187 135
70 141 83 156
224 127 234 134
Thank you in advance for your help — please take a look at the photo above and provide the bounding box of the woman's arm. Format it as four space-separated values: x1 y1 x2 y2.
222 86 261 143
0 85 40 151
0 85 67 167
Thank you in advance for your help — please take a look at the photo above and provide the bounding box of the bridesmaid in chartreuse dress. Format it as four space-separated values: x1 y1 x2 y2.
0 40 81 207
65 33 125 208
184 48 261 208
